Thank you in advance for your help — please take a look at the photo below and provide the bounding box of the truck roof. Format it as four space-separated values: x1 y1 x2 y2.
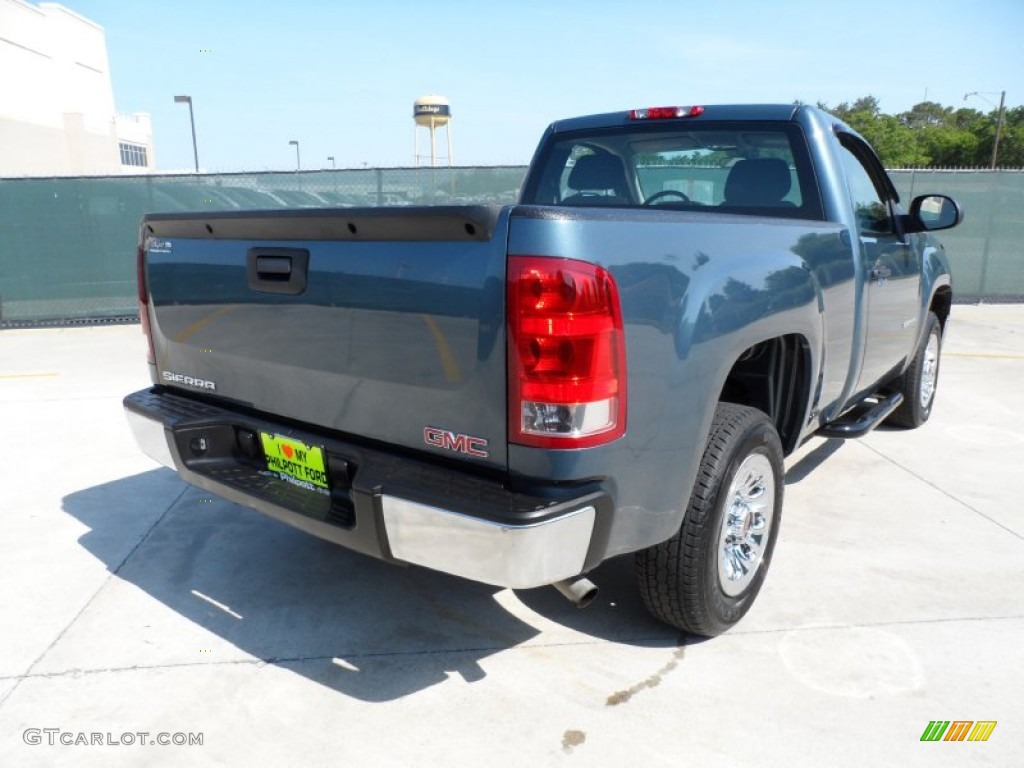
548 104 804 134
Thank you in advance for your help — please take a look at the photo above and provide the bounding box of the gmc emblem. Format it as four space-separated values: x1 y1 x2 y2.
423 426 489 458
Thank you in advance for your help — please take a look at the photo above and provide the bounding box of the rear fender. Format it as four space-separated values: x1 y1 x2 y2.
681 258 823 454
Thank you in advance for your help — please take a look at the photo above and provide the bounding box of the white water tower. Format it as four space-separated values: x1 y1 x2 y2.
413 94 453 167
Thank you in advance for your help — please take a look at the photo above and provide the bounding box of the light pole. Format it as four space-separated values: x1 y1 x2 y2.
327 156 336 169
964 90 1007 169
173 95 199 173
289 140 301 171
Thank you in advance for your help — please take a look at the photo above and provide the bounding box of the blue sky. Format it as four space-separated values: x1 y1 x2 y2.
68 0 1024 172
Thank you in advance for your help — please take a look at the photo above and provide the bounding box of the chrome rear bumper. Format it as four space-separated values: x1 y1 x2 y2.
124 388 602 590
382 497 595 589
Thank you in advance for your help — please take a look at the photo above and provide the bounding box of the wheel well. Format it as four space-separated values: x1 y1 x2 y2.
931 287 952 334
719 335 810 454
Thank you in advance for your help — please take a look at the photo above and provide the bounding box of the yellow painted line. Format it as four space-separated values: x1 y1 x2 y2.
172 304 241 343
0 372 60 379
946 352 1024 360
421 314 463 383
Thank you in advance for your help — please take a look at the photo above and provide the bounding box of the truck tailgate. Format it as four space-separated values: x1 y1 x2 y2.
142 206 509 469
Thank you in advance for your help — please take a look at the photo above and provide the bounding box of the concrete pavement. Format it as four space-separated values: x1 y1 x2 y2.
0 305 1021 767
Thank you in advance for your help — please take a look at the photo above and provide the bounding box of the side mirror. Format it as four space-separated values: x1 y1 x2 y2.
907 194 964 232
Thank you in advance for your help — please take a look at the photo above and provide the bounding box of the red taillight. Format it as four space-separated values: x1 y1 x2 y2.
137 246 155 365
508 256 627 448
629 105 705 120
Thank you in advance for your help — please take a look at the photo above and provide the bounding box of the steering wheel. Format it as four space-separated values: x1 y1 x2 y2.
644 189 691 205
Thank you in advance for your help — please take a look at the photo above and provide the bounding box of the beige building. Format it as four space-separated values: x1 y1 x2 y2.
0 0 154 176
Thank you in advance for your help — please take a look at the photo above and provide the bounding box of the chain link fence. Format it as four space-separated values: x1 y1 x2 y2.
0 167 1020 327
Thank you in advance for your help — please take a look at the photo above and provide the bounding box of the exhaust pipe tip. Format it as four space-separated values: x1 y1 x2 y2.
552 576 599 609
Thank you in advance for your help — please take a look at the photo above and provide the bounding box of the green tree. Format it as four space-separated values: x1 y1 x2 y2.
899 101 952 129
816 95 1022 168
823 97 927 166
918 126 980 167
995 107 1024 166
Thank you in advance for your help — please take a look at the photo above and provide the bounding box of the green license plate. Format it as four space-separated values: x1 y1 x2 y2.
260 432 329 492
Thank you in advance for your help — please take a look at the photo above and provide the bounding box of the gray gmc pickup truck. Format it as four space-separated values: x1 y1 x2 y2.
125 104 962 635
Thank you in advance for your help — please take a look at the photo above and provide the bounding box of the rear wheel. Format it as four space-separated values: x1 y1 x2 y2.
887 311 942 428
636 403 784 636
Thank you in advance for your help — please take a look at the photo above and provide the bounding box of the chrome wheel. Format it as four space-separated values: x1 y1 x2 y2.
717 453 775 597
886 311 943 430
637 403 783 635
920 331 940 409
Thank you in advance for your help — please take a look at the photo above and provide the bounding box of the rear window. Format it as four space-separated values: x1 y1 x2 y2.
521 121 823 220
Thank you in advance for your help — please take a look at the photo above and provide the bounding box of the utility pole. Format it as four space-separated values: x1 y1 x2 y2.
173 95 199 173
964 90 1007 169
992 90 1006 170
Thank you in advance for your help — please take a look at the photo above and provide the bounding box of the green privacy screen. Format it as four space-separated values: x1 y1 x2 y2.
0 167 1019 326
889 170 1022 298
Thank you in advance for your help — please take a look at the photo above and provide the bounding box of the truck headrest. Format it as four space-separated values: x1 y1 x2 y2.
723 158 792 206
568 153 629 195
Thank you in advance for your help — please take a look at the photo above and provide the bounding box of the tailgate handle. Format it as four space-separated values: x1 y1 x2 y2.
257 256 292 277
247 247 309 295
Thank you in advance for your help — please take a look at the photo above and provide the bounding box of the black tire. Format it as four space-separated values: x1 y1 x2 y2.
887 311 942 429
636 403 784 636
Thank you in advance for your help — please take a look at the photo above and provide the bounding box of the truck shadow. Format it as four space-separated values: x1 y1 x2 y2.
62 469 677 702
785 437 846 484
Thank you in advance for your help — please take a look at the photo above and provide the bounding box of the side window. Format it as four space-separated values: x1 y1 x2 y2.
837 137 892 235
